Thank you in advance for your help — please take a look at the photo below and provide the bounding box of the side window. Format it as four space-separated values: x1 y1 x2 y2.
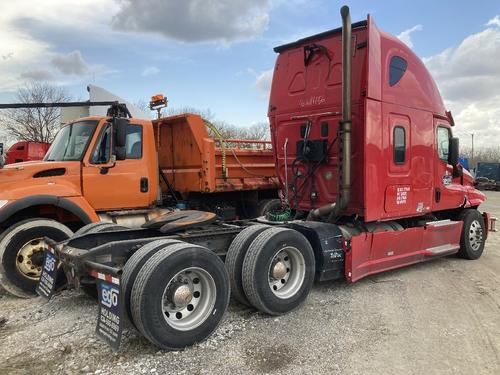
393 126 406 164
437 127 450 162
126 125 142 159
90 124 111 164
389 56 407 86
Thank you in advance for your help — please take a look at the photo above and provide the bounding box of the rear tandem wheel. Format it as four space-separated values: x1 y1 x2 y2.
129 242 230 350
241 227 315 315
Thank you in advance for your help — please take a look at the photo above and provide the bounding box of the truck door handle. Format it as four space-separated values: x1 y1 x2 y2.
140 177 148 193
435 188 441 203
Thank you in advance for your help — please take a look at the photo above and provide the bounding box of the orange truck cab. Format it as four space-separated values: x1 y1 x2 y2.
0 110 278 297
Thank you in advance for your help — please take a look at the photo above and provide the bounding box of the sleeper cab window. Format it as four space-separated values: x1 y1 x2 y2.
393 126 406 164
389 56 407 86
437 127 450 162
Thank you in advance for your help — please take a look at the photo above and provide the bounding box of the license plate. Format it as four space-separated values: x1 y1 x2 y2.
95 276 123 351
36 250 58 300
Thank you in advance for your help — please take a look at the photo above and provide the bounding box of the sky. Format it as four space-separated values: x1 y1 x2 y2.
0 0 499 148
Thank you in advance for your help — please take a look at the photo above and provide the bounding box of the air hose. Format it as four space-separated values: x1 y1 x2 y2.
266 207 293 222
203 120 227 179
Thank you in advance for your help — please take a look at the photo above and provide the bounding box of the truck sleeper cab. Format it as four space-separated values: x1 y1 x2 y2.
38 6 496 351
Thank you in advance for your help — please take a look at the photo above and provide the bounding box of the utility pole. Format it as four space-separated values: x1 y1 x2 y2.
470 133 474 171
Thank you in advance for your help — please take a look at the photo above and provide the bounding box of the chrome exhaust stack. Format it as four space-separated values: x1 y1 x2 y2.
308 5 352 222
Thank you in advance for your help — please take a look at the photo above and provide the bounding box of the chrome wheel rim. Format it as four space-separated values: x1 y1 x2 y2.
268 246 305 299
161 267 216 331
15 238 45 280
469 220 483 251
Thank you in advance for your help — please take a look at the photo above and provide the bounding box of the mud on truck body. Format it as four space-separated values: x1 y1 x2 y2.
37 6 496 350
0 100 279 298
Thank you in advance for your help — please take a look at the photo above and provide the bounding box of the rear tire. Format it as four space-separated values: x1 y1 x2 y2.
457 209 486 260
242 227 315 315
225 225 269 306
121 239 182 326
130 243 230 350
0 219 73 298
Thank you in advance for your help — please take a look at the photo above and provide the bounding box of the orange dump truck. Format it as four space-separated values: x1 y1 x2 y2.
0 105 279 297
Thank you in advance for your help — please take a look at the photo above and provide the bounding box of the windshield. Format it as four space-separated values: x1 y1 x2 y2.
44 121 98 161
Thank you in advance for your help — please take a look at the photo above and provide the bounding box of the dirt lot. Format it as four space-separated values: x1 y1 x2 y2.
1 192 499 375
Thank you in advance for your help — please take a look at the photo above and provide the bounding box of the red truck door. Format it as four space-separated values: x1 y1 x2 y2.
432 119 464 211
82 122 152 210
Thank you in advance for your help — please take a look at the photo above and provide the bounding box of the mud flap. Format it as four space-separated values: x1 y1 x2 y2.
95 273 124 351
36 249 58 300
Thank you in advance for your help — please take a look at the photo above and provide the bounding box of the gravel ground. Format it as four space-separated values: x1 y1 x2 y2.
0 191 499 375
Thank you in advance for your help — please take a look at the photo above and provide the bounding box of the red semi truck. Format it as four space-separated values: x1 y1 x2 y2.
38 6 496 351
4 141 51 164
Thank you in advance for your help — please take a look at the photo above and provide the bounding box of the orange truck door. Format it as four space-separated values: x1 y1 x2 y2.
82 122 152 210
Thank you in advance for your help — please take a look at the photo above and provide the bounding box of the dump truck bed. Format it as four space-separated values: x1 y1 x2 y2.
153 114 279 196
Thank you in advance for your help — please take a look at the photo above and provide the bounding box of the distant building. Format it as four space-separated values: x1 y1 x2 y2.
60 85 149 124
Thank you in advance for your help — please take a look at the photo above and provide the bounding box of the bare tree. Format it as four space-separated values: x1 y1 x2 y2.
0 82 71 143
166 106 270 141
461 147 500 164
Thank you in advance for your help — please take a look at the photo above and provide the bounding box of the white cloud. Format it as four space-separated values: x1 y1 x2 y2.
19 69 55 81
141 66 160 77
111 0 272 43
397 24 423 49
255 69 273 93
0 1 114 91
486 15 500 28
424 24 500 148
51 50 89 75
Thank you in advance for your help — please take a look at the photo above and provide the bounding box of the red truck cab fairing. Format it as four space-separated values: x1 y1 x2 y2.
269 15 485 222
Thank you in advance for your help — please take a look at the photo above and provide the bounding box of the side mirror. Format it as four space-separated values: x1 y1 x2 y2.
115 146 126 161
449 137 462 177
113 118 128 161
114 118 128 148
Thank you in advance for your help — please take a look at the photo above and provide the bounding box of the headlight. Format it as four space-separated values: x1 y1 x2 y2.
0 200 9 209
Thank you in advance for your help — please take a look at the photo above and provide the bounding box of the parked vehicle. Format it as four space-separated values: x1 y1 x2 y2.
458 156 470 171
475 162 500 191
0 100 279 298
37 6 496 351
3 141 51 165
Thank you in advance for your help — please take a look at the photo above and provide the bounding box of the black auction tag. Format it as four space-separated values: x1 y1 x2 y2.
36 250 58 300
95 275 123 351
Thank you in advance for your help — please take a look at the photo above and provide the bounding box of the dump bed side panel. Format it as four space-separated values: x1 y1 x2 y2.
154 115 278 195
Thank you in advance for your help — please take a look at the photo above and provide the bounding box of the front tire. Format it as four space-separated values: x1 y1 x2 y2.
130 242 230 350
0 218 73 298
457 209 486 260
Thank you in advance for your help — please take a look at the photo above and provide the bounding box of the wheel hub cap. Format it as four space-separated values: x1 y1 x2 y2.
16 238 45 280
272 261 287 279
162 267 217 331
172 285 193 307
268 247 306 299
469 220 483 251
